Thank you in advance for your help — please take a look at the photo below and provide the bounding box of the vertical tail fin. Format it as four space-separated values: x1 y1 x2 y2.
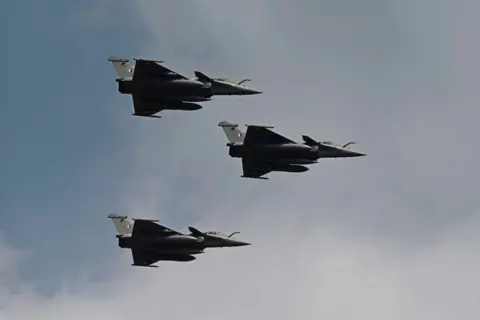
218 121 245 144
108 56 134 80
108 213 133 236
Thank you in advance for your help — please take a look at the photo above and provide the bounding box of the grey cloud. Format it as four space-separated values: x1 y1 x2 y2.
1 213 479 319
129 0 480 241
2 0 480 319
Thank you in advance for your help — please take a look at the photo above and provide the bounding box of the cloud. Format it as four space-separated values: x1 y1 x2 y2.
1 0 480 319
1 212 479 319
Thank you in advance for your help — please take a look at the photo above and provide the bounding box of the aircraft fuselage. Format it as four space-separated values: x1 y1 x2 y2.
229 143 319 163
116 79 259 101
228 143 362 163
116 79 212 100
117 234 241 256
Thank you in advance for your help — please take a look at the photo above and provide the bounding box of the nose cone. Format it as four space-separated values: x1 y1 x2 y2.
340 149 366 157
350 151 366 157
246 89 262 95
229 240 251 247
239 87 262 95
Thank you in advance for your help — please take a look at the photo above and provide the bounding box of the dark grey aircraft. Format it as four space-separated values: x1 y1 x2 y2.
218 120 366 179
108 56 262 118
108 214 250 267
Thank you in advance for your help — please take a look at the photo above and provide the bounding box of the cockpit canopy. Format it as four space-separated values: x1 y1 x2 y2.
214 78 233 83
214 78 252 86
320 141 355 149
205 231 228 237
192 75 252 87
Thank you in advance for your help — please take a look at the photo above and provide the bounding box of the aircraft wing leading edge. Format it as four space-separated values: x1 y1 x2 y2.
132 59 188 82
131 219 182 239
243 126 294 147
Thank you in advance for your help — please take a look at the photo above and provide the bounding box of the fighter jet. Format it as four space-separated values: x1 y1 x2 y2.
108 56 262 118
218 120 366 179
108 214 250 267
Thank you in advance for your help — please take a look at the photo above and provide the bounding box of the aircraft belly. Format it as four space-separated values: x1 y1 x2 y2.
153 235 200 243
182 96 211 102
144 79 204 87
135 252 197 263
273 158 317 165
133 84 211 98
245 146 317 161
270 164 309 173
151 243 205 255
131 237 195 247
153 248 205 255
165 102 203 111
137 237 204 250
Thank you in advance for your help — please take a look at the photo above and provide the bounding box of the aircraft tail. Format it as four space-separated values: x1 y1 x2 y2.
218 121 244 144
108 213 133 236
108 56 134 80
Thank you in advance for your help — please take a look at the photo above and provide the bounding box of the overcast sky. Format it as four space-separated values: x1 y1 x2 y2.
1 0 479 319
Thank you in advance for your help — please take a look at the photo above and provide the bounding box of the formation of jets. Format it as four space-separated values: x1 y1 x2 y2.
107 56 366 266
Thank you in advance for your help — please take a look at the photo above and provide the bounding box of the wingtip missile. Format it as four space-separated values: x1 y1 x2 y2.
218 120 238 127
132 218 160 222
245 124 274 129
108 56 129 63
133 57 164 63
108 213 128 219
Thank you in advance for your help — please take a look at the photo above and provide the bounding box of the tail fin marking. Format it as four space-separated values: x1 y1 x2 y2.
108 213 133 236
108 56 134 80
218 121 245 144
